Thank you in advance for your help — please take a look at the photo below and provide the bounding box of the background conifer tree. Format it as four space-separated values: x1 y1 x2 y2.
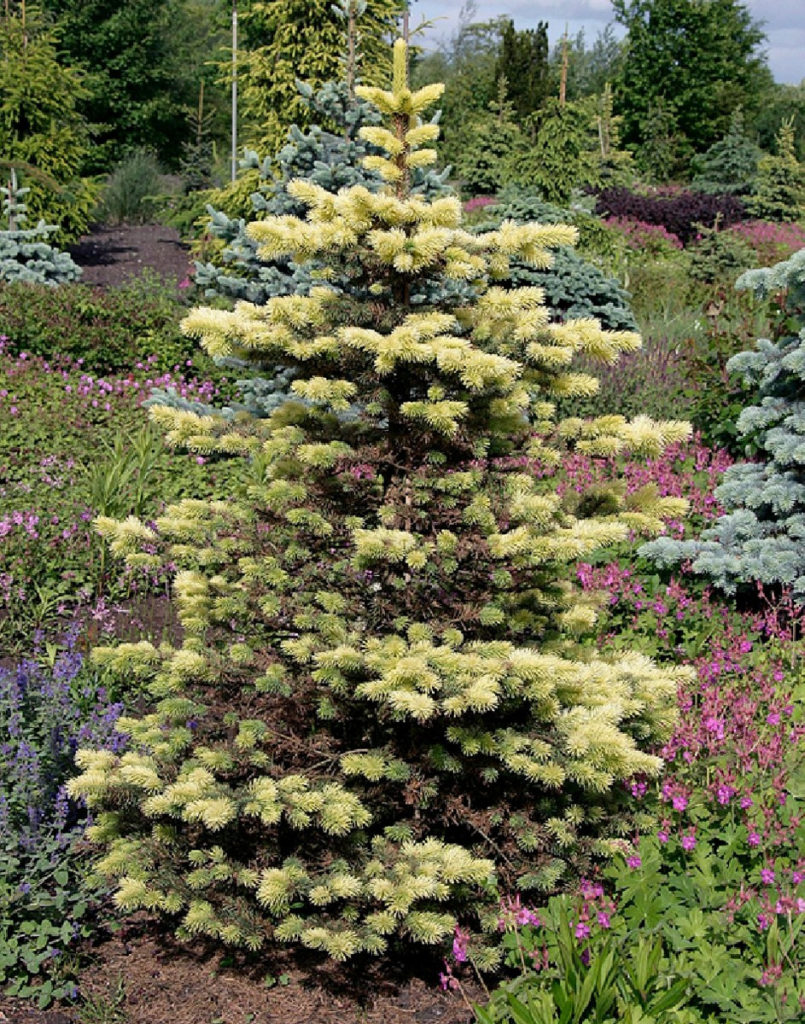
0 3 97 239
494 18 550 123
643 248 805 599
690 109 760 197
236 0 404 153
513 98 600 205
0 170 82 284
70 41 691 963
747 119 805 222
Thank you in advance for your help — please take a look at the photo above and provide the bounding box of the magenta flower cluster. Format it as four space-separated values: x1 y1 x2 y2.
604 216 683 253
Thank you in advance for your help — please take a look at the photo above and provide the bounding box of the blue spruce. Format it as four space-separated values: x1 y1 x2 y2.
0 171 82 286
642 248 805 598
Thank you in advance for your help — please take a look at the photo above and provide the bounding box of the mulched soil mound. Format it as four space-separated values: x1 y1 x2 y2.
0 915 481 1024
67 224 194 289
4 224 483 1024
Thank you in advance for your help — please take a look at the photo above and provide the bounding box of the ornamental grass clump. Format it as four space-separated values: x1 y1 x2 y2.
69 42 692 964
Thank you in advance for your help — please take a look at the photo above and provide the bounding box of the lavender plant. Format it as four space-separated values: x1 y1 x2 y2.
0 629 128 1007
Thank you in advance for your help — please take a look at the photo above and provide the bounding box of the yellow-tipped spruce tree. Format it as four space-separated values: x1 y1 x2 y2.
70 41 691 965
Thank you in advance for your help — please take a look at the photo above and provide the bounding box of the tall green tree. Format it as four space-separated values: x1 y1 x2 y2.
236 0 404 154
549 27 624 103
495 18 550 122
411 3 508 172
0 3 96 237
514 99 602 205
753 82 805 162
613 0 772 161
41 0 217 171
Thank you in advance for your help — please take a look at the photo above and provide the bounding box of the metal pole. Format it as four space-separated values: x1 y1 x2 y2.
231 0 238 182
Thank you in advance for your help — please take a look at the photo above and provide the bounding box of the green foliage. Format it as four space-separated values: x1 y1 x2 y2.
691 109 760 197
592 83 634 189
634 100 689 185
236 0 404 154
0 5 97 240
456 91 528 198
613 0 772 164
40 0 221 172
478 898 690 1024
495 19 550 123
753 81 805 163
71 41 691 960
747 120 805 223
687 222 756 285
0 274 222 375
548 28 624 104
473 192 638 332
96 150 169 226
411 8 508 174
179 81 217 194
513 100 600 206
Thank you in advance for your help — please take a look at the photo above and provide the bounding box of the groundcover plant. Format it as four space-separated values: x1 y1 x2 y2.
69 42 692 965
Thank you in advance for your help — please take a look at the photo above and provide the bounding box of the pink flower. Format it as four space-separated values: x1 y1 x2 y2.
760 868 775 885
575 921 591 940
748 831 761 847
681 834 696 852
452 925 469 963
626 855 642 869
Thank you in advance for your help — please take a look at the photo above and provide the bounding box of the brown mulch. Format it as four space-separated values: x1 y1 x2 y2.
3 224 484 1024
0 915 481 1024
67 223 195 289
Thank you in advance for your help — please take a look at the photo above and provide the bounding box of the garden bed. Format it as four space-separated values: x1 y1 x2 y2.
68 225 194 290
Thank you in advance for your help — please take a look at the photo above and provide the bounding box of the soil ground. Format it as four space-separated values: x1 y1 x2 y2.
2 224 481 1024
67 223 195 289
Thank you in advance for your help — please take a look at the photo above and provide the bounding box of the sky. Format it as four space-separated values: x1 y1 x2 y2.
408 1 805 86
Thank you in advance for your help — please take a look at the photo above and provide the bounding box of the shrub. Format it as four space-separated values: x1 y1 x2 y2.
688 223 756 284
0 7 98 242
69 42 692 964
747 120 805 223
690 109 761 197
0 273 222 376
594 187 746 247
643 248 805 598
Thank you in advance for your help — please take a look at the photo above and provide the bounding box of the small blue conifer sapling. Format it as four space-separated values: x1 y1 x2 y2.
0 169 82 286
642 247 805 598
